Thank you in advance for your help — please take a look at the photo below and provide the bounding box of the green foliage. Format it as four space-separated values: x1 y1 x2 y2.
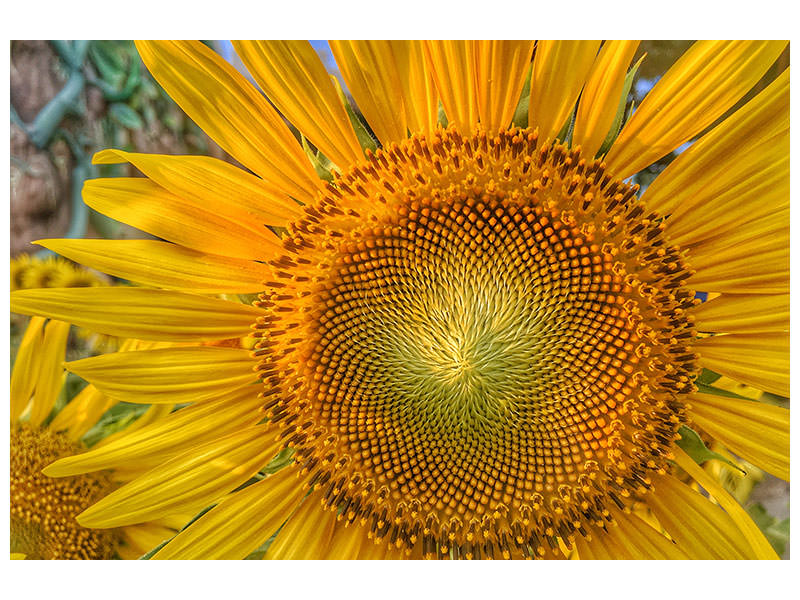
675 425 745 474
747 503 789 557
81 402 151 448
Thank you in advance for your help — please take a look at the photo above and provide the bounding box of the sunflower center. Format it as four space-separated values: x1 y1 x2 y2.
255 126 698 558
10 425 117 559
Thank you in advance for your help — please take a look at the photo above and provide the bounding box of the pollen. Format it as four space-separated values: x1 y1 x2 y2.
10 425 117 559
254 126 699 559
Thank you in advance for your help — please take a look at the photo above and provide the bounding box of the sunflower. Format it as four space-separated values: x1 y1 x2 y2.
10 317 185 559
11 40 789 559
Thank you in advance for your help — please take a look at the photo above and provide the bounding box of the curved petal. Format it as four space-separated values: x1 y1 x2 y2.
264 495 336 559
65 346 258 404
391 41 439 136
233 40 363 168
29 319 70 428
690 293 788 334
37 239 270 294
648 473 757 559
572 40 639 158
45 386 264 475
528 40 601 143
83 178 282 262
695 332 788 397
11 288 262 342
330 40 407 144
422 40 478 134
605 40 787 178
475 40 535 131
48 384 115 442
10 316 46 422
689 393 789 481
673 447 778 558
153 466 305 559
645 67 788 231
76 425 282 528
685 209 788 294
135 40 322 203
92 149 302 225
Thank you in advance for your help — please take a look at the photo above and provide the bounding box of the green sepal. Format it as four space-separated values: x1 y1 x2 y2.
511 63 533 129
595 53 646 158
109 102 144 130
437 101 449 129
694 382 752 401
330 75 377 153
696 368 722 385
675 425 745 474
747 503 789 557
301 135 335 182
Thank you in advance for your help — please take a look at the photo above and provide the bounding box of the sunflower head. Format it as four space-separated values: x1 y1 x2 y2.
254 125 699 557
10 425 117 559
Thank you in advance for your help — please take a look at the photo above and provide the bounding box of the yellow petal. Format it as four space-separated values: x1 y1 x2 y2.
580 505 688 559
422 41 479 134
685 210 788 294
572 40 640 158
10 316 46 422
77 425 282 528
690 293 788 334
95 403 176 449
37 239 269 294
65 346 257 405
29 319 70 428
232 40 363 169
644 67 788 236
689 393 789 481
391 41 439 136
11 288 262 342
135 40 321 203
605 40 787 178
609 506 688 559
528 40 601 143
46 387 263 475
673 447 778 559
92 149 302 225
475 41 535 131
119 524 175 558
330 41 407 144
647 473 754 559
265 495 336 559
49 384 115 442
318 516 376 559
83 177 281 262
695 332 788 397
153 466 305 559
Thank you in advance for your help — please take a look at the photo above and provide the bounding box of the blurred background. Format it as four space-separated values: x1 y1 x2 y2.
9 40 790 557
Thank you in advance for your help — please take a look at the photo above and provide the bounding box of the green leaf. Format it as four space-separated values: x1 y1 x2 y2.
675 425 745 474
512 63 533 129
747 503 789 557
596 53 646 158
109 103 144 130
263 447 295 475
330 75 377 153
